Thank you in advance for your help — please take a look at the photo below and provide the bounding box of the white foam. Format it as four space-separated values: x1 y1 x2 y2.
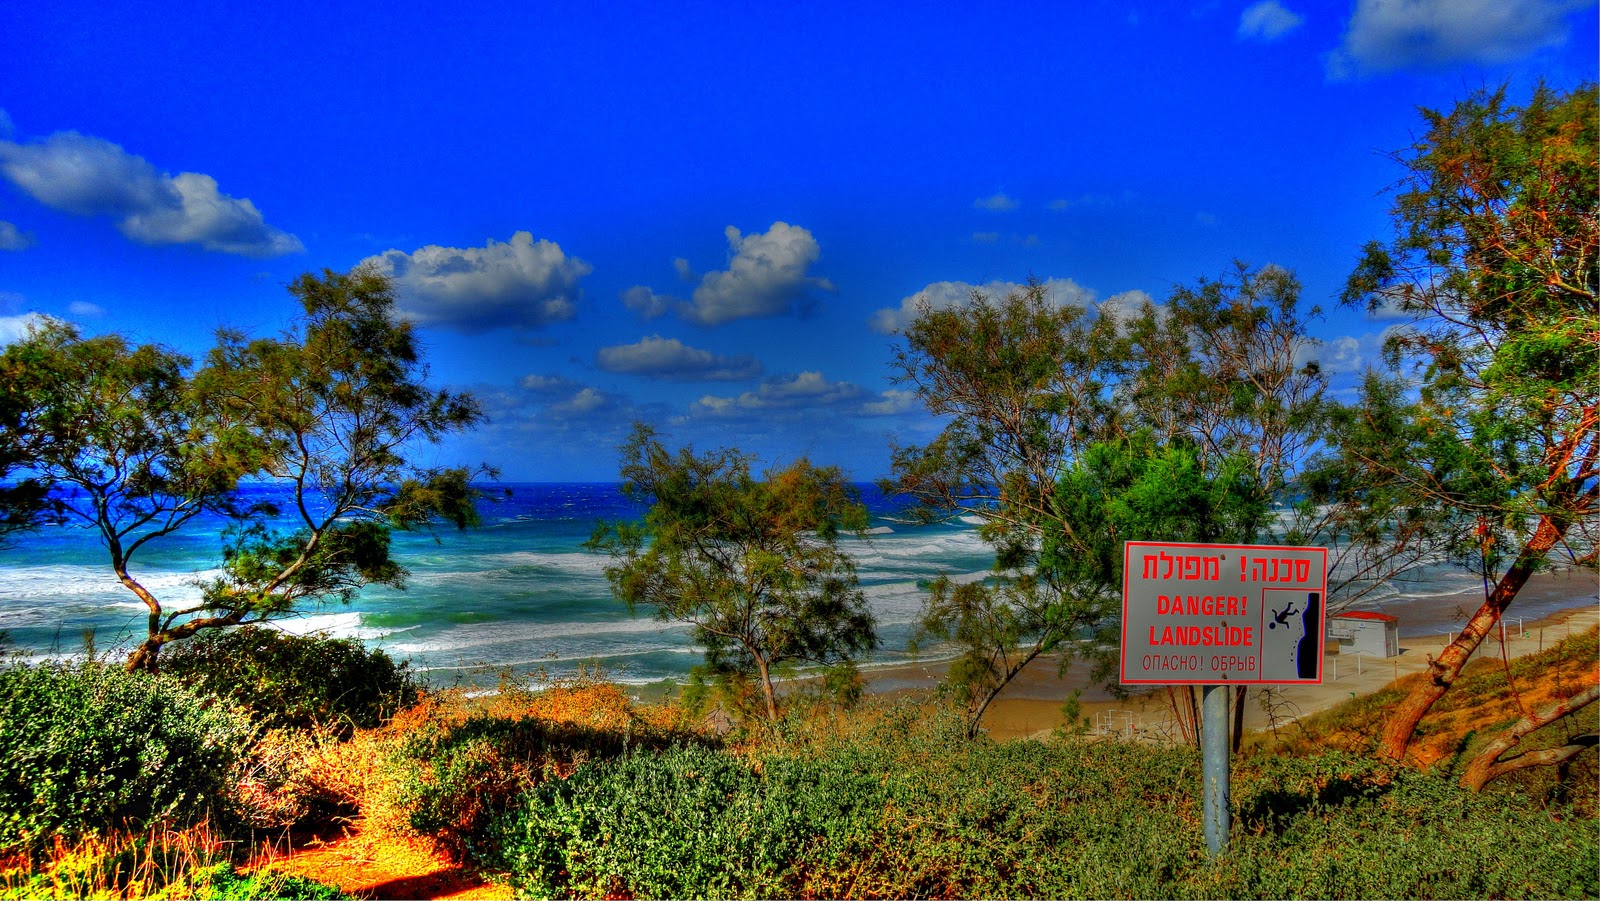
386 616 690 655
266 612 386 641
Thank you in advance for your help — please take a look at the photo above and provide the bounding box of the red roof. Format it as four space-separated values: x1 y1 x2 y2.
1334 611 1399 623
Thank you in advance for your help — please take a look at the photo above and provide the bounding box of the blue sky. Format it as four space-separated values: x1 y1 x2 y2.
1 0 1594 480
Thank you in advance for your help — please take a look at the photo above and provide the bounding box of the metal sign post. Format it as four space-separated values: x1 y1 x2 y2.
1201 684 1228 857
1119 541 1329 858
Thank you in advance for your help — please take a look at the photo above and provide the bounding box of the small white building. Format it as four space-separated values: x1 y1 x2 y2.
1329 611 1400 658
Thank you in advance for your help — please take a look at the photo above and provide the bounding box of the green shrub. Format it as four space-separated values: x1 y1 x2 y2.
0 662 248 851
185 864 350 900
162 626 417 736
387 712 684 861
489 711 1599 900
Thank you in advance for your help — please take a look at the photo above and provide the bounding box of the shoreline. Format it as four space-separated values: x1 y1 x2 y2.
851 568 1599 740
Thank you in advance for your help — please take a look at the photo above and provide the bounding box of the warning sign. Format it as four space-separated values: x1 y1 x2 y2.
1120 541 1328 685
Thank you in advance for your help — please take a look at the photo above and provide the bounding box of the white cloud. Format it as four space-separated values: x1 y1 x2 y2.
1097 289 1158 326
973 192 1019 212
1046 190 1136 211
0 312 52 345
694 371 864 417
361 231 591 333
620 285 672 320
519 373 578 392
679 222 834 326
67 300 104 317
971 231 1000 244
1238 1 1305 41
1365 286 1422 320
672 257 695 281
861 389 919 416
511 373 632 422
1328 0 1588 77
0 109 12 140
693 372 923 421
0 220 32 251
0 131 302 257
554 387 610 417
597 335 762 381
869 277 1095 335
1295 327 1413 375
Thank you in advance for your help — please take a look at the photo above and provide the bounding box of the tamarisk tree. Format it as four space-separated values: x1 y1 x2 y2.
588 424 877 722
1339 82 1598 764
1 268 487 672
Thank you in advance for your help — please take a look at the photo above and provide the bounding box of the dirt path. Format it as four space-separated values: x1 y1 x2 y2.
258 827 513 900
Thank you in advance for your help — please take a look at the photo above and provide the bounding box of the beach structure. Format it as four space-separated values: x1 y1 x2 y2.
1328 611 1399 658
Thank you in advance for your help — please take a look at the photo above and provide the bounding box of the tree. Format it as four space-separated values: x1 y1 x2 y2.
1 321 258 670
2 268 488 672
1114 263 1340 746
157 267 489 673
1114 262 1326 491
1339 82 1598 761
888 280 1119 736
889 269 1330 738
0 325 70 544
587 424 877 722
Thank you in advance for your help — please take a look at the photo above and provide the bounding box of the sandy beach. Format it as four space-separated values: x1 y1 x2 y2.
854 568 1600 741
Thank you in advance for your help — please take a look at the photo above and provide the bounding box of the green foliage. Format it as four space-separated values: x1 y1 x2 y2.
1338 81 1598 577
1045 433 1269 589
161 626 417 737
0 662 248 851
0 268 490 673
889 269 1327 736
186 864 349 900
387 710 693 861
588 423 877 721
489 716 1597 900
182 268 490 664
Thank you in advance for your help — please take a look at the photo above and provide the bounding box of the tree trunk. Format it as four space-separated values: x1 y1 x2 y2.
1376 513 1568 761
115 562 165 673
125 637 164 673
124 609 247 674
965 646 1046 739
1461 685 1600 791
756 657 779 722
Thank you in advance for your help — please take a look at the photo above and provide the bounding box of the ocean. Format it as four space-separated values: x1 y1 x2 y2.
0 483 1589 686
0 483 994 685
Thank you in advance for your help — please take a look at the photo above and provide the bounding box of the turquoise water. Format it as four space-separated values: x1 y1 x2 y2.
0 483 995 685
2 483 1590 686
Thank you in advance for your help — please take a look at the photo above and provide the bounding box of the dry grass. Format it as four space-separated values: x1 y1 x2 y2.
1258 625 1599 801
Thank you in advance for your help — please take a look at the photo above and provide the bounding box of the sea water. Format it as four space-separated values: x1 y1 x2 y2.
0 483 994 685
0 483 1589 686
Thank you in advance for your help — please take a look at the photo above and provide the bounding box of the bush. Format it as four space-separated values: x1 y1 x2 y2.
388 713 665 861
226 725 363 829
489 701 1600 899
162 626 418 737
0 662 248 851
